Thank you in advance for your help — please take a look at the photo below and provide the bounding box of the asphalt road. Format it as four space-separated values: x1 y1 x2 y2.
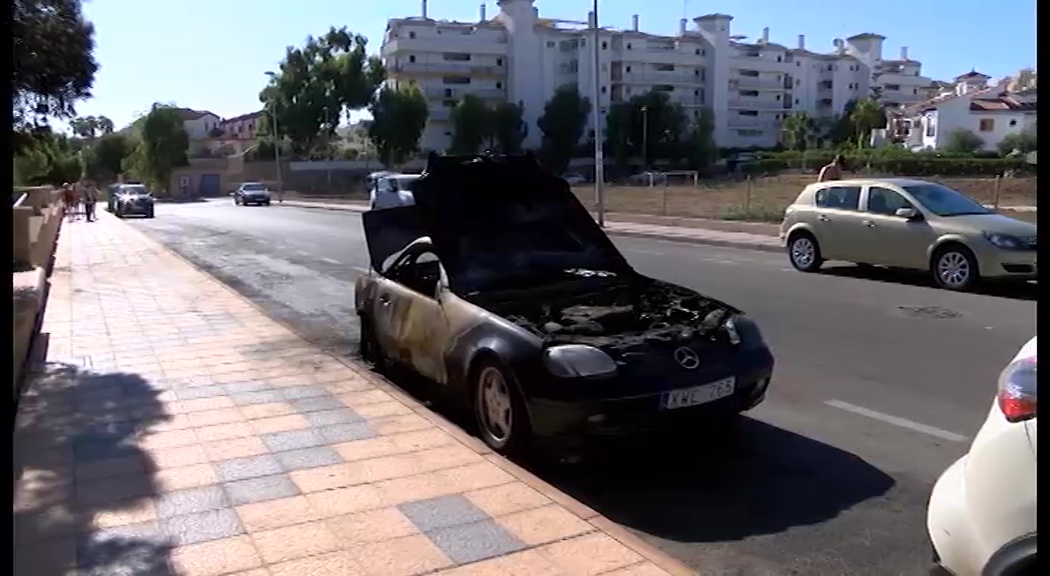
128 200 1036 576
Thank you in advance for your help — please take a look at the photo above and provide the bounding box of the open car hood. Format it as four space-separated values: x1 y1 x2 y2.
362 153 634 294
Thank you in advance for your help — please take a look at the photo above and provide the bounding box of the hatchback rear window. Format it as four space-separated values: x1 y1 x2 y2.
815 186 861 210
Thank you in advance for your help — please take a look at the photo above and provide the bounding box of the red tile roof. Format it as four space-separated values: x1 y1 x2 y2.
970 97 1037 112
221 111 264 125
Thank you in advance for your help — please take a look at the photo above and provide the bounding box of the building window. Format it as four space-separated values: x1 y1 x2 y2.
740 90 759 97
654 63 674 72
443 76 471 85
925 120 935 137
1010 119 1018 127
601 41 608 49
625 65 631 73
601 86 607 93
740 110 758 116
827 64 833 71
409 31 416 39
626 43 632 49
695 48 700 55
547 41 555 48
409 55 416 63
496 82 502 89
740 69 759 77
496 57 503 66
796 61 801 66
443 53 471 61
776 56 782 62
979 119 994 132
775 94 781 101
885 84 900 91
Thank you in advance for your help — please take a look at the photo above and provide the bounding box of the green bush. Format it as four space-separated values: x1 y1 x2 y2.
752 150 1032 177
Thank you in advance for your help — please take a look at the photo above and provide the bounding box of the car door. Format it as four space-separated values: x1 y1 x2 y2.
372 247 452 384
856 185 936 269
811 184 867 261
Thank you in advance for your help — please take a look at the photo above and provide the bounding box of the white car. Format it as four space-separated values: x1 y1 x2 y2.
369 174 418 210
562 173 587 186
927 336 1037 576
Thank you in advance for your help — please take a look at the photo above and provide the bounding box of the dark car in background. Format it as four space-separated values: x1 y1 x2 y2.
233 182 272 206
113 184 155 218
355 153 775 457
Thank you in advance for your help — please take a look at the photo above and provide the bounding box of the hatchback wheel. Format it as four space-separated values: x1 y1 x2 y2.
932 245 979 291
788 232 824 272
473 359 530 455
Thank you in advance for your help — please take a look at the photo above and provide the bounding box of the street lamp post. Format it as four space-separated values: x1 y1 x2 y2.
264 71 285 202
640 105 649 172
591 0 605 227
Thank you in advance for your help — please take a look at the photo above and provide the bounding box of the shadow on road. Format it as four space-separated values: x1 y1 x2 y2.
820 263 1037 302
525 417 896 544
14 362 174 576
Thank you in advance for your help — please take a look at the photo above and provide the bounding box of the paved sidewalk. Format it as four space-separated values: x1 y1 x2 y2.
275 199 783 253
14 212 691 576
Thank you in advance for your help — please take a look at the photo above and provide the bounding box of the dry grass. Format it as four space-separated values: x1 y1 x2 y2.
572 175 1037 221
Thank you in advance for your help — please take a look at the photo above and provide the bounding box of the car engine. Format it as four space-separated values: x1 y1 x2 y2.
500 279 738 349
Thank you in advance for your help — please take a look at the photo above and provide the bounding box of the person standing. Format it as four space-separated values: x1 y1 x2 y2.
818 154 845 182
82 182 99 222
62 183 79 222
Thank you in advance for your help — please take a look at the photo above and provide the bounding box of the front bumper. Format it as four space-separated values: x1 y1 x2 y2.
527 348 774 442
118 202 153 214
972 245 1037 280
241 195 271 204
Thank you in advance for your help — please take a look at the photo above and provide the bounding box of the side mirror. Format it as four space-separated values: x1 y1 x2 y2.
895 207 921 220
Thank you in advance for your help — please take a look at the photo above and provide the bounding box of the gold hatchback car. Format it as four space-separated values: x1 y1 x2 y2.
780 178 1037 291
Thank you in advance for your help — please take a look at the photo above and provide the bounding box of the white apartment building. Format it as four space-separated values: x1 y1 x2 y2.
380 0 935 151
896 70 1038 152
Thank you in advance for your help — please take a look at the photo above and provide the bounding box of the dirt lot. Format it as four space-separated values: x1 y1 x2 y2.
571 175 1037 222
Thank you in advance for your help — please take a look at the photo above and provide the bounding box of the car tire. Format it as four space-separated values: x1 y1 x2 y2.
931 244 980 291
358 314 380 363
146 208 155 218
264 200 271 206
787 231 824 272
471 357 531 455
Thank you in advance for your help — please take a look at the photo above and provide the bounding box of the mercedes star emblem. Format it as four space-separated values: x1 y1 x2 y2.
673 346 701 370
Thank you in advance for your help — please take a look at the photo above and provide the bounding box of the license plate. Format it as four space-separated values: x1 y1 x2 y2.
662 377 736 410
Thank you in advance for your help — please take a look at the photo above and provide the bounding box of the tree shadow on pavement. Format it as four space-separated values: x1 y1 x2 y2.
529 417 895 543
14 362 175 576
819 264 1037 302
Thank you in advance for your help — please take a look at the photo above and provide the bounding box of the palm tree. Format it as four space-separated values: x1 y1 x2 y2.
780 112 818 151
849 98 885 149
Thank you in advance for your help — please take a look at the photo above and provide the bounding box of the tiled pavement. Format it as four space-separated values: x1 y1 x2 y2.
13 212 692 576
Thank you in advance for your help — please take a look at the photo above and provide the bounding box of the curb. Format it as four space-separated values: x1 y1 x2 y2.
276 200 783 254
103 211 699 576
608 230 784 253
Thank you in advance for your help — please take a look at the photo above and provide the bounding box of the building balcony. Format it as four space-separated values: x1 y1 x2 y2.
392 62 505 76
731 76 786 91
727 116 780 130
423 86 506 101
728 98 788 110
614 71 705 85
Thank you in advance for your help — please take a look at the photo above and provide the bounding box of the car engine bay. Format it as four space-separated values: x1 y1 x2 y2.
494 278 740 351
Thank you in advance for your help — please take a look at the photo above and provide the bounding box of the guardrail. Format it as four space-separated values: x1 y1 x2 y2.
13 186 64 400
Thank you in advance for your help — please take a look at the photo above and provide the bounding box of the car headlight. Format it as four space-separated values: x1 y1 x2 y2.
543 344 618 378
984 232 1027 251
725 315 765 350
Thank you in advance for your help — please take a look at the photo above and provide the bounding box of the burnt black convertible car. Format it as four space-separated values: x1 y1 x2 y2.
355 153 774 455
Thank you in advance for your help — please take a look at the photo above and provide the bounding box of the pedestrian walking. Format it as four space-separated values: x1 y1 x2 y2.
817 154 845 183
62 183 79 222
82 182 99 222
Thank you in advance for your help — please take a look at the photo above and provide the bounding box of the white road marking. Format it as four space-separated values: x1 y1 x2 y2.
625 248 664 256
321 257 340 265
702 258 740 266
825 399 969 443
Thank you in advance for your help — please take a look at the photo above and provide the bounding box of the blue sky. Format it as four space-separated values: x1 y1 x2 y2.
73 0 1035 131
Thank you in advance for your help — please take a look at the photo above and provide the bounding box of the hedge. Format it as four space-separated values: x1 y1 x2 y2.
743 154 1033 177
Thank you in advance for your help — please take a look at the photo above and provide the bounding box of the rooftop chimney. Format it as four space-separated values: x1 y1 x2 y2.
480 3 486 21
679 18 687 35
632 14 639 31
761 27 769 44
587 11 596 28
797 34 805 50
422 0 427 19
833 38 844 53
900 46 908 60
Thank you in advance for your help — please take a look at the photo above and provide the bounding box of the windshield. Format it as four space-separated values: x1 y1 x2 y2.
241 183 267 192
121 185 149 195
903 183 991 217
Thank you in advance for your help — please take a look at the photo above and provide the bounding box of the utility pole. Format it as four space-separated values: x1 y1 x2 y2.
264 71 285 202
641 105 649 172
591 0 605 227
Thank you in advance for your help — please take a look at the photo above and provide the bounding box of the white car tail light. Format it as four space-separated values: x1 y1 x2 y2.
997 354 1037 423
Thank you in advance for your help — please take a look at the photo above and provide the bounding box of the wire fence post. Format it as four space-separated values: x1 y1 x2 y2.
662 183 669 217
745 175 753 218
992 175 1002 210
